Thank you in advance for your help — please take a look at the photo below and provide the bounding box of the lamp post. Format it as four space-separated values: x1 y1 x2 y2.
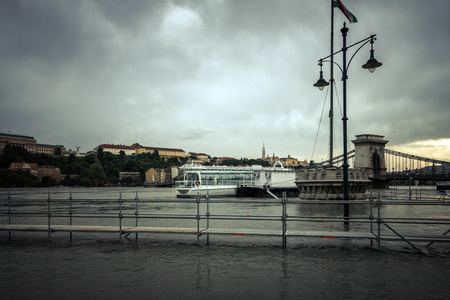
314 23 382 226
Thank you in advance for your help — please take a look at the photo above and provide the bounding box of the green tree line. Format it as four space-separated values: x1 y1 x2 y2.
0 145 188 188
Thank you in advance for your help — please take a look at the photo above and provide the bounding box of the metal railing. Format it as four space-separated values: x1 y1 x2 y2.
1 191 450 253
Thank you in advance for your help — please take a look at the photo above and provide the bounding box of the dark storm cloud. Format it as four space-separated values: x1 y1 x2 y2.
0 0 448 160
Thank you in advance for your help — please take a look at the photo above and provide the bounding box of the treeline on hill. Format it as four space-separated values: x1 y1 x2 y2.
0 145 188 188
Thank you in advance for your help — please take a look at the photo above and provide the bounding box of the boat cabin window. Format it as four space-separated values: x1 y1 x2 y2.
200 172 253 181
185 173 200 181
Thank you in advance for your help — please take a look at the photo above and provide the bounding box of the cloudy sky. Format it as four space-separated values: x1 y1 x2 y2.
1 0 449 162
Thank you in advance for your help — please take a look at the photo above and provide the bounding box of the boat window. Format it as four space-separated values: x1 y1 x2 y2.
185 173 199 181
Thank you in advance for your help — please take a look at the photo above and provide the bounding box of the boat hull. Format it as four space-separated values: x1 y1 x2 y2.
176 186 237 198
237 187 300 198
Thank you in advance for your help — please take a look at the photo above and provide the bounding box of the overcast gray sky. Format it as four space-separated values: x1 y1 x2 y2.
1 0 449 162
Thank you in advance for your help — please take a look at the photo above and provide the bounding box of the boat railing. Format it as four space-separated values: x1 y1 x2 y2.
175 179 256 188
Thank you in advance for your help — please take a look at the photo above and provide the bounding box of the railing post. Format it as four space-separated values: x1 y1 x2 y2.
47 192 51 240
118 192 123 243
377 193 381 250
369 191 373 246
135 191 139 243
206 192 210 245
281 191 287 247
8 191 12 240
196 192 201 244
69 191 73 242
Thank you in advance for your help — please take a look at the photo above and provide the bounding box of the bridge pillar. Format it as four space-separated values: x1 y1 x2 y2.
352 134 388 176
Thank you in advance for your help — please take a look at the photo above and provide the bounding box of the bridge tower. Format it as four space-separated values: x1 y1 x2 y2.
352 134 388 176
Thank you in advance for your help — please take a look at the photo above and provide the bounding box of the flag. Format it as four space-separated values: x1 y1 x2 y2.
333 0 358 23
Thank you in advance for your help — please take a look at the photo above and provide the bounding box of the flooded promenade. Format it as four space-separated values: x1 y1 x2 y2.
1 187 450 299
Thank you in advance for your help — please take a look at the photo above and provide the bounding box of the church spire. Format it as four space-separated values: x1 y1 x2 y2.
262 142 266 159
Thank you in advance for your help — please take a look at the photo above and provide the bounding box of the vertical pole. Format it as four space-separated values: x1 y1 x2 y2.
282 192 287 247
369 191 373 246
341 23 350 227
8 191 11 240
196 192 200 244
206 192 210 245
47 192 51 240
135 191 139 243
377 193 381 250
119 192 122 243
69 191 73 242
329 0 335 167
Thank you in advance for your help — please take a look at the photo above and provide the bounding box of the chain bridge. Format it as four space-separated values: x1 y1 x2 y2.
313 134 450 183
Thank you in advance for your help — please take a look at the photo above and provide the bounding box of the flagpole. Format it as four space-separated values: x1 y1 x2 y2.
329 0 334 167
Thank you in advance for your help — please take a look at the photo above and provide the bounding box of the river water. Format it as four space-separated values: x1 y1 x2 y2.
1 187 450 299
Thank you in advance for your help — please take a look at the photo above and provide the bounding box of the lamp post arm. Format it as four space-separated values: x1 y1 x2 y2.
346 37 373 72
319 34 376 63
322 60 344 76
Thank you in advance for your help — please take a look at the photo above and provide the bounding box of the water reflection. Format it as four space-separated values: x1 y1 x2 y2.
295 203 370 217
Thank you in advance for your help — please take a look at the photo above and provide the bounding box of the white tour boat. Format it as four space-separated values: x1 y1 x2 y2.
175 162 299 198
175 165 255 197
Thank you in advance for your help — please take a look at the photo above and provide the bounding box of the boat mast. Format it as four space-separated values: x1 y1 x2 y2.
329 0 334 167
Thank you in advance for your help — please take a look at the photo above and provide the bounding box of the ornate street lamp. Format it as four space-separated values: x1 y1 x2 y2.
362 37 383 73
313 60 330 91
314 23 382 226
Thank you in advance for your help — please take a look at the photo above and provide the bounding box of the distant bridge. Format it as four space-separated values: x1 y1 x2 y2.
314 147 450 174
314 149 356 168
372 173 450 182
371 147 450 173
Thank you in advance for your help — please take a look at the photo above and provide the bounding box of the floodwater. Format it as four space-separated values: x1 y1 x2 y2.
1 187 450 299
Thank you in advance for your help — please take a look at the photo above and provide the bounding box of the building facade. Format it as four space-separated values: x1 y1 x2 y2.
94 144 136 155
1 132 65 155
9 163 38 176
1 132 37 152
118 172 141 181
95 143 186 159
187 152 210 163
37 166 61 181
10 163 61 181
145 167 180 184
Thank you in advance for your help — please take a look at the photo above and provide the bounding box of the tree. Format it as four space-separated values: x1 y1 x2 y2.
96 147 104 161
88 164 106 181
40 175 56 187
55 146 62 156
68 153 76 163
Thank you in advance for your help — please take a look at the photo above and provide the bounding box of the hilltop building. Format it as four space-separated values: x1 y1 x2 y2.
133 143 185 159
94 143 186 159
0 132 65 155
187 152 210 163
280 155 300 167
261 143 309 167
94 144 135 155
